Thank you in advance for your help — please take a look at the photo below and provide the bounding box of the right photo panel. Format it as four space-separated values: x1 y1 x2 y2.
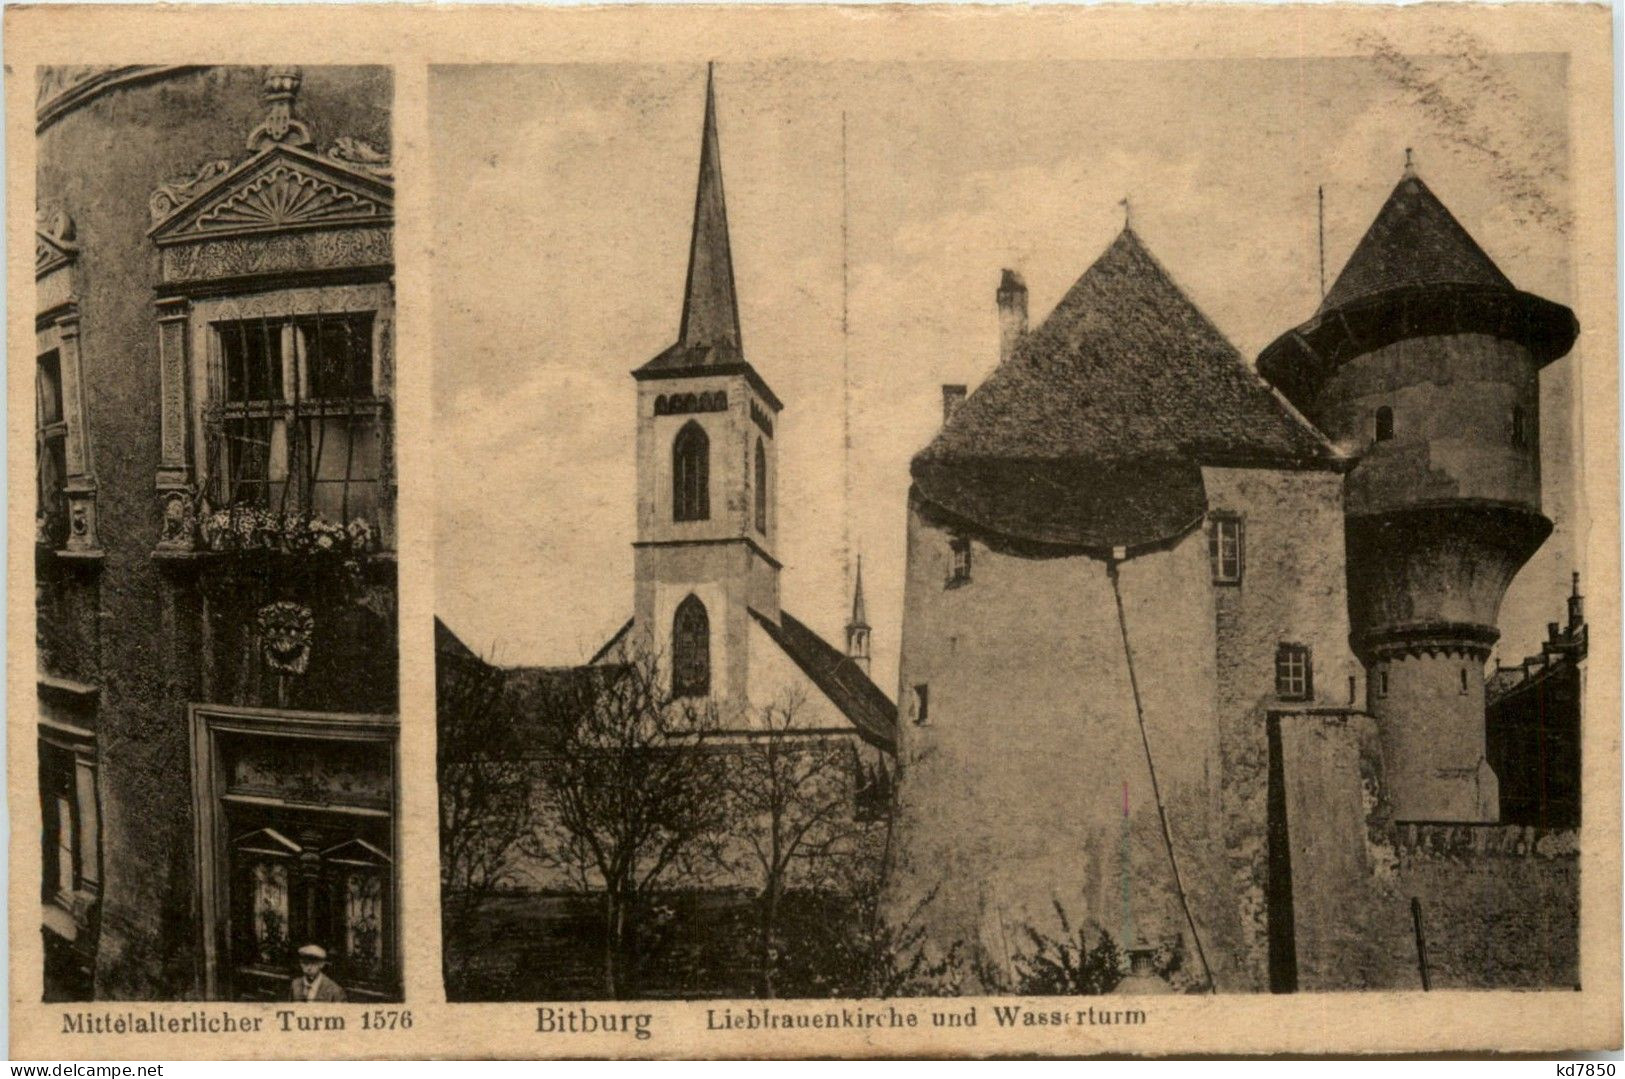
430 58 1584 1003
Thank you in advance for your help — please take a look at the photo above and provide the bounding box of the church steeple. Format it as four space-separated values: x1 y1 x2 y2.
678 62 743 358
630 65 783 701
846 556 871 673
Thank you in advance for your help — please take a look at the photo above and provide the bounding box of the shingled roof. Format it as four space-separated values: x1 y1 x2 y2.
1320 173 1513 312
1258 171 1578 410
913 227 1339 552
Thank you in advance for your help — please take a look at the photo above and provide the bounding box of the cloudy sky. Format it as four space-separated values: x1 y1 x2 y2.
431 52 1579 691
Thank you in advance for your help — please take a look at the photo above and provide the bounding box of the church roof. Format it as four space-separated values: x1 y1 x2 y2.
441 609 896 755
751 609 896 753
913 227 1339 552
1319 172 1513 313
634 65 781 410
1258 169 1578 409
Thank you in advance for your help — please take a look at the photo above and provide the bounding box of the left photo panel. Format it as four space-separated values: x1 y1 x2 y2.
34 66 400 1003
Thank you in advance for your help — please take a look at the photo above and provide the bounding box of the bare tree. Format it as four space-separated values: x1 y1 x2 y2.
721 689 880 997
436 647 535 996
522 646 732 999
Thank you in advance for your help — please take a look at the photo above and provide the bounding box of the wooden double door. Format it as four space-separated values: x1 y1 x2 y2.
227 805 394 1001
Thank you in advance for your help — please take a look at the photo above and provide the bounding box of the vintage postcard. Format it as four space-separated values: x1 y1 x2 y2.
7 2 1620 1060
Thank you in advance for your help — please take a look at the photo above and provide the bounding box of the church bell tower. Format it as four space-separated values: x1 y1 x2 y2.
630 65 784 704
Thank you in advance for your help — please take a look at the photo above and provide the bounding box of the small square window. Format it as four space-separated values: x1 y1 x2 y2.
912 684 930 725
1275 644 1312 701
947 536 971 587
1209 513 1243 584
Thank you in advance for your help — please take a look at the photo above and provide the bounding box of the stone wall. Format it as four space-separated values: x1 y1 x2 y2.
1395 824 1579 990
1272 709 1580 991
888 500 1238 990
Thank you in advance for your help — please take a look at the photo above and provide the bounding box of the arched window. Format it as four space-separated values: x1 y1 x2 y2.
671 594 710 698
754 438 768 534
654 395 668 416
1512 405 1529 448
1374 406 1394 442
672 421 709 522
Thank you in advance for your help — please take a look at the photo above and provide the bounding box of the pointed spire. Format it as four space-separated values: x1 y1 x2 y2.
846 555 871 673
850 555 869 629
678 62 743 356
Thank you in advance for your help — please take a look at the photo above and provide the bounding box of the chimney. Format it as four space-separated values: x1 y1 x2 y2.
1568 572 1584 632
997 268 1028 364
941 384 967 426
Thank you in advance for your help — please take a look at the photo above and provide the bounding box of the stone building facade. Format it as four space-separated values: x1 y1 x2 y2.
889 227 1356 992
35 66 399 1002
892 166 1581 993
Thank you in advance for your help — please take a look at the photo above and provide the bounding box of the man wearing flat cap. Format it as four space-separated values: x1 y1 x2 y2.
289 944 346 1002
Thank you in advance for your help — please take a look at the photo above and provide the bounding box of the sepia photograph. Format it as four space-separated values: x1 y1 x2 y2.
33 64 401 1003
434 53 1588 1003
5 1 1616 1062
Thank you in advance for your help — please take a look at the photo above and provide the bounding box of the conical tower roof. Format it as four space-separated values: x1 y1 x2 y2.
913 227 1338 552
1319 172 1514 313
1259 167 1576 410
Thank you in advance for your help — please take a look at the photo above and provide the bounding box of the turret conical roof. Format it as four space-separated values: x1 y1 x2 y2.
1319 173 1513 313
1258 168 1578 410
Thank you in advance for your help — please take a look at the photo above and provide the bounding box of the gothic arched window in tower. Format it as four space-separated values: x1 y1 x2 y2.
671 594 710 698
1374 405 1394 442
672 421 710 522
754 438 768 534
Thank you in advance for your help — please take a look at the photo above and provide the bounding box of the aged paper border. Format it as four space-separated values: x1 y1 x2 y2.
6 2 1619 1059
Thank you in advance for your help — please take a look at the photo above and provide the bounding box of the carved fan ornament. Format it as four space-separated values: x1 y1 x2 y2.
147 66 391 232
192 165 381 233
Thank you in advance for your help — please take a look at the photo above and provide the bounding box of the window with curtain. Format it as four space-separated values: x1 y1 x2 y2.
1209 513 1244 584
213 311 380 525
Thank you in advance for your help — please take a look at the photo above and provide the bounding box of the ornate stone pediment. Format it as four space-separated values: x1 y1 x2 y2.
36 208 78 280
148 144 392 246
